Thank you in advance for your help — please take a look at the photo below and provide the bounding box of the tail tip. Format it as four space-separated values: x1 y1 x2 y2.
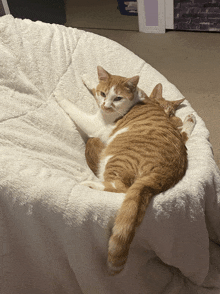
107 260 125 276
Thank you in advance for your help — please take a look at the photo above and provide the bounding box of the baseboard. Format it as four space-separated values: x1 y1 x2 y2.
0 0 10 16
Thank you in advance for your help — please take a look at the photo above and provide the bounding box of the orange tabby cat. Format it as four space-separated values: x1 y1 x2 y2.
85 88 187 176
56 66 196 275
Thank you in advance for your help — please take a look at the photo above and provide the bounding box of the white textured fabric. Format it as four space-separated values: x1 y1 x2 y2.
0 15 220 294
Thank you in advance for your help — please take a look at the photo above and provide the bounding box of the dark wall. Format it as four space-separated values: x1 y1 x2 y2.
174 0 220 31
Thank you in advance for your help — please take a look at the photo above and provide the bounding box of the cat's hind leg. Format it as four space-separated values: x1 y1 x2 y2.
85 137 105 176
181 114 196 143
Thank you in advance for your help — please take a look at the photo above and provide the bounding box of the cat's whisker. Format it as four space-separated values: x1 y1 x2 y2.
112 105 124 117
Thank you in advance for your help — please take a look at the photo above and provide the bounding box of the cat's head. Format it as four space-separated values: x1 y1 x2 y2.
94 66 140 117
150 83 185 117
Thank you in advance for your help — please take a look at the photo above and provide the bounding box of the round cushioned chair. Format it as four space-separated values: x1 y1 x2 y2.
0 15 220 294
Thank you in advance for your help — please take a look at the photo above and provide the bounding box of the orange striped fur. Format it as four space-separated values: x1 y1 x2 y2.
85 137 105 176
57 66 196 275
85 87 188 176
104 93 188 275
82 68 195 275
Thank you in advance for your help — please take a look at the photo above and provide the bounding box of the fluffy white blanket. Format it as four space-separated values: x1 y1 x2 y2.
0 15 220 294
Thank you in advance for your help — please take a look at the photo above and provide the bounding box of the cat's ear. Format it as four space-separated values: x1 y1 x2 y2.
125 76 139 91
171 98 185 110
97 66 110 81
150 83 163 99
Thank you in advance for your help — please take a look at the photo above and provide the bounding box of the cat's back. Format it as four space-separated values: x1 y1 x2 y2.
111 99 185 148
103 100 187 184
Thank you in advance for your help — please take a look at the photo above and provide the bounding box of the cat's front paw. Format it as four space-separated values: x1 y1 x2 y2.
55 95 65 104
55 97 69 112
81 74 92 88
81 74 97 92
81 181 105 191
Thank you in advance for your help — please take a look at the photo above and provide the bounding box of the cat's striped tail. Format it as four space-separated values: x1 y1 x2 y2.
107 175 159 275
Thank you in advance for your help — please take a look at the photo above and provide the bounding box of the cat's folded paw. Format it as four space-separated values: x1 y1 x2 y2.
81 180 105 190
184 113 196 124
182 113 196 136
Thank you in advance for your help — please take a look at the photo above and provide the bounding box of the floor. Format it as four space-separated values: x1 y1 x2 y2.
65 0 138 31
65 0 220 169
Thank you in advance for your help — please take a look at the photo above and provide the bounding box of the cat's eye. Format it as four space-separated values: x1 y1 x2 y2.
114 97 123 102
100 92 106 97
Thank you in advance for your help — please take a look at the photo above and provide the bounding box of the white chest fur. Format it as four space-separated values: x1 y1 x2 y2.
93 124 115 144
90 110 118 144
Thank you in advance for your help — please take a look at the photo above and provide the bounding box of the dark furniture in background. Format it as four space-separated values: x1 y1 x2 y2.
7 0 66 24
117 0 138 16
